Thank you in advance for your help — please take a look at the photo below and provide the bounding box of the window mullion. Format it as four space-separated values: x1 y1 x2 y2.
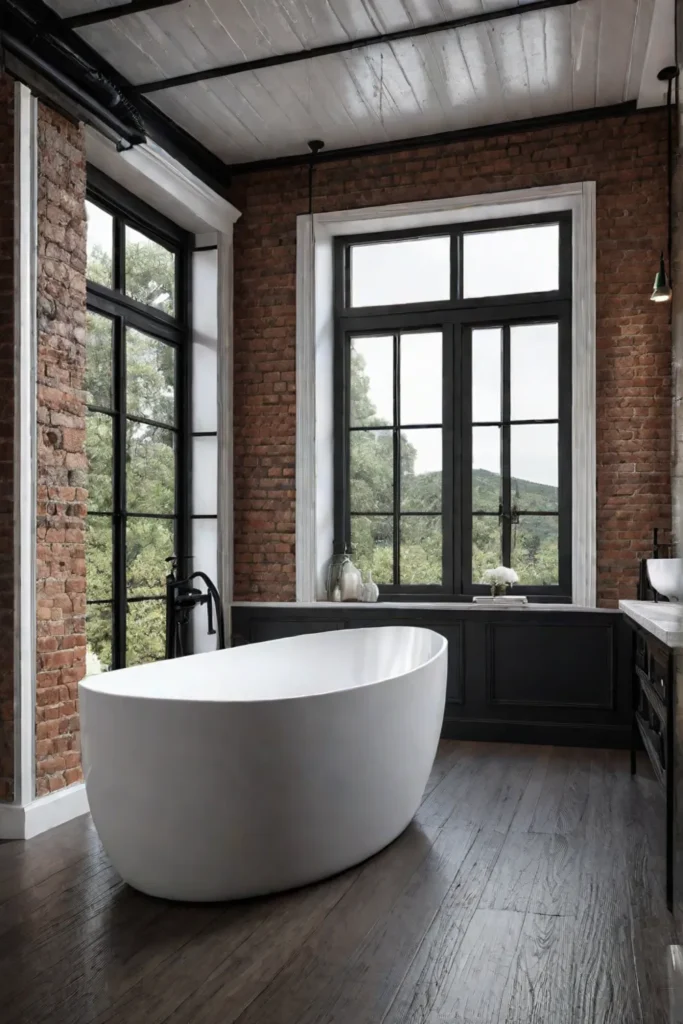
444 322 457 595
113 312 127 668
501 325 512 568
113 214 125 294
393 332 401 587
460 322 471 594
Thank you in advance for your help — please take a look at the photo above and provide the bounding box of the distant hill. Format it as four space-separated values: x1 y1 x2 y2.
407 467 558 516
473 467 558 515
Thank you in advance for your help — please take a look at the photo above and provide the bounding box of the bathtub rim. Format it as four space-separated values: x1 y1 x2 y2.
79 625 449 705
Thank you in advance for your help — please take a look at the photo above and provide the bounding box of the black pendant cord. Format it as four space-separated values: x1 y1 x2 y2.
655 65 678 307
307 139 324 216
667 74 674 282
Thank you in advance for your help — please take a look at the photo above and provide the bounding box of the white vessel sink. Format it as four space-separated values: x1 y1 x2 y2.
647 558 683 602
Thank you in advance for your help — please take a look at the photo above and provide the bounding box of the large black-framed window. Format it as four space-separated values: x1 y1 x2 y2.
84 169 191 670
334 212 572 601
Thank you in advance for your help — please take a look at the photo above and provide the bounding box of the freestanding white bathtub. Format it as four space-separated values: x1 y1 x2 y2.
80 625 448 902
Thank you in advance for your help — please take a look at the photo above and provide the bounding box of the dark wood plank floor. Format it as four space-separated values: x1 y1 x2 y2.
0 742 677 1024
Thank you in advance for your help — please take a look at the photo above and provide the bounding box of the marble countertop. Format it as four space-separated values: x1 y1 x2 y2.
620 600 683 647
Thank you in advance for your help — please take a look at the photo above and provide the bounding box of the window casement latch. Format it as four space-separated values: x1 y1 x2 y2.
498 503 520 525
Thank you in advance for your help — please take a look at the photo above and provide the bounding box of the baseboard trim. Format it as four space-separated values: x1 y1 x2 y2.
0 783 89 840
441 718 630 749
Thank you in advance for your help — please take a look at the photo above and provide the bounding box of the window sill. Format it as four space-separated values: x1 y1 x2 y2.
230 600 607 612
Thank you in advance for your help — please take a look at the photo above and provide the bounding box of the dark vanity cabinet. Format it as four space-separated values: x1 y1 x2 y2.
626 618 674 910
231 604 632 749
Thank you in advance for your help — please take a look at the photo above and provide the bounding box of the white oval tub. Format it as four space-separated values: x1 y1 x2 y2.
79 625 448 902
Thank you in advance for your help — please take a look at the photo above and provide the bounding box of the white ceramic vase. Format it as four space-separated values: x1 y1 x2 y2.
362 571 380 603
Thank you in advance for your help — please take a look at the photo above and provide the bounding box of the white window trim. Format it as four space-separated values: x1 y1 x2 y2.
85 127 241 617
295 182 597 607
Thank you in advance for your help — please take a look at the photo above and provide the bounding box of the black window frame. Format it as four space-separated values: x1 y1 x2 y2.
333 211 573 603
85 167 192 668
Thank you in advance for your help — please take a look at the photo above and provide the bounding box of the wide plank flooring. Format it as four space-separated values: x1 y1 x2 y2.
0 743 676 1024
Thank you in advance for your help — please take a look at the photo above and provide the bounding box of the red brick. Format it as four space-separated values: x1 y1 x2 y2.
230 109 671 607
33 99 86 796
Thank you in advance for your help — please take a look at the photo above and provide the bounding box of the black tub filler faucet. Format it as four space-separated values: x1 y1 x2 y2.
164 555 226 659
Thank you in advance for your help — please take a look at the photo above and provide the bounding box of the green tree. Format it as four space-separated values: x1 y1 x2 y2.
348 352 559 589
85 240 177 673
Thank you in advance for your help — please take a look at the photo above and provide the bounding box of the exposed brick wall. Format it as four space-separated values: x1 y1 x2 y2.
35 103 87 795
231 110 671 608
0 75 15 802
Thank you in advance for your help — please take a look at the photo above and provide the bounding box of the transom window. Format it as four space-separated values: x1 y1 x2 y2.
84 171 190 671
334 213 572 600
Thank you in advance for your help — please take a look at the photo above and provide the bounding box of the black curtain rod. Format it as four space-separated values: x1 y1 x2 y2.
63 0 184 29
3 30 146 145
7 0 233 195
227 100 652 176
133 0 580 95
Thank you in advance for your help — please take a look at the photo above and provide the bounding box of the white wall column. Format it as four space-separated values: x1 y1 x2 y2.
217 229 235 635
13 81 37 811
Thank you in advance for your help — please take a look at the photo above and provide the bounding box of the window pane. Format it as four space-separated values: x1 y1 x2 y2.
127 516 175 596
192 249 218 433
511 323 558 421
473 515 502 582
126 422 176 515
86 201 113 288
192 518 218 654
192 435 217 516
86 603 112 675
511 424 558 511
349 430 393 513
401 429 441 512
350 336 393 427
86 516 112 601
512 516 559 585
472 327 502 423
400 333 442 425
400 516 442 585
126 327 176 426
85 311 113 408
86 413 113 512
351 515 393 585
192 517 218 586
125 225 176 315
350 236 450 307
463 224 560 298
127 600 166 666
473 426 501 513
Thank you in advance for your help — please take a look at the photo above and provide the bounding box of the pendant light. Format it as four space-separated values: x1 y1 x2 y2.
652 252 672 303
651 66 678 303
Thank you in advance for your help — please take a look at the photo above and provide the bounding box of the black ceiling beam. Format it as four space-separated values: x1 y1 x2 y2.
134 0 581 95
6 0 233 196
227 100 655 175
63 0 184 30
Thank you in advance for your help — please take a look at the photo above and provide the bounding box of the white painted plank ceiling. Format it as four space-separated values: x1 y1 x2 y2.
43 0 671 165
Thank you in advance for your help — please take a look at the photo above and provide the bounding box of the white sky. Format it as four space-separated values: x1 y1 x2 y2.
351 224 559 306
86 201 112 257
355 322 559 486
86 201 169 257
